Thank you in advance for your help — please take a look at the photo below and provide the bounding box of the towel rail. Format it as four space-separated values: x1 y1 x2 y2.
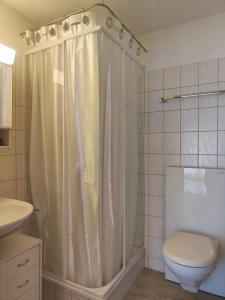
160 89 225 103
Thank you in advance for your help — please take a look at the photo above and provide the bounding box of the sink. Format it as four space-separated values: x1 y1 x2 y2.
0 197 33 237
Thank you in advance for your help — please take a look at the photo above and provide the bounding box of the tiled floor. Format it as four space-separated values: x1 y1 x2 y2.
123 269 223 300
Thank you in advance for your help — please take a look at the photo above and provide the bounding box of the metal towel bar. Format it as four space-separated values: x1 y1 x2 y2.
160 89 225 103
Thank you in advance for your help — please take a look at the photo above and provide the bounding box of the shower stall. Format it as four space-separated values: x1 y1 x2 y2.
24 4 145 299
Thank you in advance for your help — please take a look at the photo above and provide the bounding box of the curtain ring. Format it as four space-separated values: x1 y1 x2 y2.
63 22 70 32
83 14 90 26
129 38 133 49
119 28 124 39
35 32 41 43
136 47 140 56
49 28 56 36
106 16 113 28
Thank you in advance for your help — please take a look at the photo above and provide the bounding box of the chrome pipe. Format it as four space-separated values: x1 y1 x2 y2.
160 89 225 103
20 2 148 53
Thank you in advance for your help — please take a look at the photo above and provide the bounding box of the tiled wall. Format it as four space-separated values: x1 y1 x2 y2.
0 58 35 234
144 57 225 271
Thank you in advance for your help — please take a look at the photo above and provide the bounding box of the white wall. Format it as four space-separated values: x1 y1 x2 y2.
0 1 33 60
0 2 34 222
140 12 225 70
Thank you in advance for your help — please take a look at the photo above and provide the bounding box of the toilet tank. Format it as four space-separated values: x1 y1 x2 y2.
166 167 225 297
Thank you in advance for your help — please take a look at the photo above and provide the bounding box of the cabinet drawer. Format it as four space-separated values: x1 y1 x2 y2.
16 284 40 300
4 246 39 283
5 264 39 300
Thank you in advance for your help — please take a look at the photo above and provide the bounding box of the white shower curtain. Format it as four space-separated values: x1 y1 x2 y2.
27 30 140 288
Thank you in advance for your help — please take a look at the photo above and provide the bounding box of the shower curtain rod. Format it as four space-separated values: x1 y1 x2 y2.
20 2 148 53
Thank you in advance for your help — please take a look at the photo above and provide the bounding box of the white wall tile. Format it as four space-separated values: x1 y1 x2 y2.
164 110 180 133
149 216 164 238
149 237 163 259
181 132 198 154
199 132 217 154
163 88 180 110
181 109 198 132
181 86 198 109
199 155 217 168
149 154 164 175
148 257 164 272
148 90 163 112
148 175 163 196
149 112 163 133
181 63 198 87
149 69 163 91
219 57 225 82
164 154 180 169
218 82 225 106
199 107 217 131
218 131 225 155
0 156 16 181
218 106 225 130
149 195 163 218
218 156 225 168
199 59 218 84
149 133 163 154
181 155 198 167
164 66 180 89
164 133 180 154
199 83 218 108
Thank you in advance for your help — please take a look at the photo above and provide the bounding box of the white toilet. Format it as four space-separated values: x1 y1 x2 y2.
163 231 218 293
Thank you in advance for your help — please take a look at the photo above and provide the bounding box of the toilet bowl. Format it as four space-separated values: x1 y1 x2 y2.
163 231 218 293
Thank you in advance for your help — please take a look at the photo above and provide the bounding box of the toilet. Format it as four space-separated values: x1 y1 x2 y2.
163 231 218 293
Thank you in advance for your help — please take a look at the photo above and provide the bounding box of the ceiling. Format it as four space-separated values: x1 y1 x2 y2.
3 0 225 35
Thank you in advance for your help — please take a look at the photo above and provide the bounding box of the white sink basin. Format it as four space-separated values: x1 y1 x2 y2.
0 197 33 237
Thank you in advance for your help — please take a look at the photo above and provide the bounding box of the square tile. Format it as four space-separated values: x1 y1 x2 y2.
181 86 198 109
149 154 164 175
164 66 180 89
219 57 225 82
181 109 198 132
199 59 218 84
148 216 164 238
0 156 16 181
149 196 163 218
199 131 217 154
181 155 198 167
164 133 180 154
164 154 180 169
149 112 163 133
149 133 163 154
163 88 180 110
181 132 198 154
149 237 163 259
218 131 225 155
15 106 25 130
218 106 225 130
148 69 163 91
148 90 163 112
199 83 218 108
148 175 163 196
181 63 198 87
218 82 225 106
199 155 217 168
218 155 225 168
199 107 217 131
148 257 164 272
164 110 180 133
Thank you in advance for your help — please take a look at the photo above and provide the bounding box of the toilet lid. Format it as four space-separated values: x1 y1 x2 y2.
163 231 218 268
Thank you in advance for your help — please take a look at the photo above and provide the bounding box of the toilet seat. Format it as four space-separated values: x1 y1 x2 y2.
163 231 218 268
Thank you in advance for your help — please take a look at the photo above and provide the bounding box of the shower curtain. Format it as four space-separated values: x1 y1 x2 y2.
27 30 141 288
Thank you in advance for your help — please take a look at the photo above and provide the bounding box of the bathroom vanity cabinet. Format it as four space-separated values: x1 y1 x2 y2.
0 233 41 300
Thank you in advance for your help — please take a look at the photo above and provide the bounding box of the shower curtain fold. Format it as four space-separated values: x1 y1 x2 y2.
27 30 140 288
